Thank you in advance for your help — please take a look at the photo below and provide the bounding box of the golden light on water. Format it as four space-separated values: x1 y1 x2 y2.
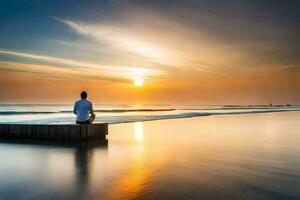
134 122 144 142
134 78 144 87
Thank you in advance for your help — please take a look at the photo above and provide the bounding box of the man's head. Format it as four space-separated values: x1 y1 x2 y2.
80 91 87 99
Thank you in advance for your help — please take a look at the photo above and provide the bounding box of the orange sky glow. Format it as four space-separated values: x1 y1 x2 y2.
1 1 299 105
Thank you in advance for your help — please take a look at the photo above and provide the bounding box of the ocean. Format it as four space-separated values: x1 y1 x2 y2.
0 104 299 124
1 111 300 199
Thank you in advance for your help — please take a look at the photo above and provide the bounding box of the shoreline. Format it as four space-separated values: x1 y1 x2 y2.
1 108 300 125
108 108 300 125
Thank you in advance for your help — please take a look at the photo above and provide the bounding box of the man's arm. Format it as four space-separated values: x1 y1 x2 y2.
89 102 94 114
89 102 96 123
73 102 77 114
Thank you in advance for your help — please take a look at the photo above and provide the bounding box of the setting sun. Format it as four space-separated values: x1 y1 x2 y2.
134 78 144 87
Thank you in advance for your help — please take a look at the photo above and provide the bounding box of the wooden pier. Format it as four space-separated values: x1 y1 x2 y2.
0 123 108 142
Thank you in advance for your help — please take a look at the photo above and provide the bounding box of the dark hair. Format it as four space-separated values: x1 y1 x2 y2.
81 91 87 99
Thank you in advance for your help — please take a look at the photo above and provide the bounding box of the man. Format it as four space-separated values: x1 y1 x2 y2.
73 91 96 124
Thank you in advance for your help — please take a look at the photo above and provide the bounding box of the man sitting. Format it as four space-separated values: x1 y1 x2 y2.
73 91 96 124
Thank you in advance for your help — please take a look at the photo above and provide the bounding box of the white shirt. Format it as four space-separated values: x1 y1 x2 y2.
73 99 94 121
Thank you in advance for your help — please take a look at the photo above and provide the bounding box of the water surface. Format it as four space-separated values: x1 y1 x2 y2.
0 104 299 124
1 112 300 199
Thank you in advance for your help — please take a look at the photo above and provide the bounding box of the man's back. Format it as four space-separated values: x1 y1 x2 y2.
73 99 93 122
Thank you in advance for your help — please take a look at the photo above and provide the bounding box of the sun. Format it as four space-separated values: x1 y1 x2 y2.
134 78 144 87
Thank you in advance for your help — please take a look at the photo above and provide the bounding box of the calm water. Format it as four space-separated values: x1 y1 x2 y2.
1 112 300 199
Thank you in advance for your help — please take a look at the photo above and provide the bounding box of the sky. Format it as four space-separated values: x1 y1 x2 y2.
0 0 299 104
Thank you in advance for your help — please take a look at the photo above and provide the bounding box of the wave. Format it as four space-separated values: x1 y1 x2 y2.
0 111 59 115
107 108 300 124
180 105 300 110
0 108 176 115
93 108 176 112
1 107 300 124
2 106 300 116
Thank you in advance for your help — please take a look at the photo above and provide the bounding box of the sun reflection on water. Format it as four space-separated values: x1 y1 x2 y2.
134 122 144 142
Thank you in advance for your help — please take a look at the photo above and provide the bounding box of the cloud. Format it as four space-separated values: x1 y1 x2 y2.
0 60 133 83
53 1 300 78
0 49 164 82
54 17 171 64
54 17 235 76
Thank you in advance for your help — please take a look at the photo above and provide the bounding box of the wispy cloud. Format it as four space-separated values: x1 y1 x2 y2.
0 60 132 83
54 16 249 76
54 17 171 64
0 49 164 82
